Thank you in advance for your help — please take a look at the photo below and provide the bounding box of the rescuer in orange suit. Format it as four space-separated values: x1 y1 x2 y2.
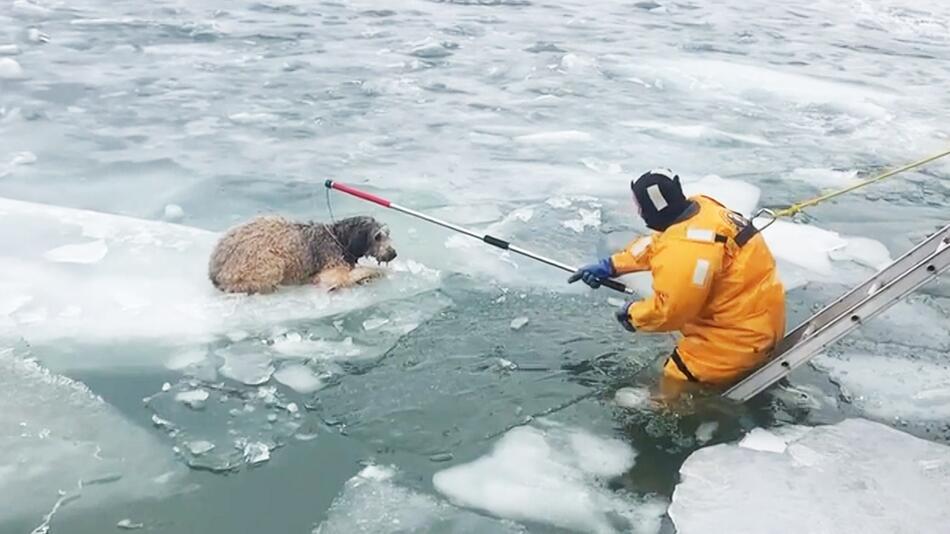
569 169 786 388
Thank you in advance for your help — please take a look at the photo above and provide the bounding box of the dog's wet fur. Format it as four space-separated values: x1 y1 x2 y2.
209 215 397 294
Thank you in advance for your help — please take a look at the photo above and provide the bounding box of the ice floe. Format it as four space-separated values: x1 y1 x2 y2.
671 419 950 534
434 421 667 534
0 345 181 524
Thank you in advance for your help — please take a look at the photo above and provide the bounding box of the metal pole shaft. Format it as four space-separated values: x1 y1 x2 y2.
325 180 634 295
389 203 578 274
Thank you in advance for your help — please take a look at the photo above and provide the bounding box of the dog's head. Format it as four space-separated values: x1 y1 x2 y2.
335 216 397 264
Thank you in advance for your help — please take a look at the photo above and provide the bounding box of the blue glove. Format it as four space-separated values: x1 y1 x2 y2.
615 301 636 332
567 258 614 289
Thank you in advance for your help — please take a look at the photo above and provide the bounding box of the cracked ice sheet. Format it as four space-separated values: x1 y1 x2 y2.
0 198 441 350
0 345 182 526
315 465 526 534
670 419 950 534
814 352 950 421
433 420 667 534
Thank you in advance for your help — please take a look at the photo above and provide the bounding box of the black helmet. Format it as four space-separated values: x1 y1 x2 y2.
631 168 690 231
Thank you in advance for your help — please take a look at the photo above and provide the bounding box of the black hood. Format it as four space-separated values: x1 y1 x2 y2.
631 169 690 231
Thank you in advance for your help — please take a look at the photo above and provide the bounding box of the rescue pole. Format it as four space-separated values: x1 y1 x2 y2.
324 180 636 295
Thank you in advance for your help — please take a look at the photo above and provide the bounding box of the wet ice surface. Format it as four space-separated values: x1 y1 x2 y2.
316 465 527 534
671 419 950 534
434 420 667 534
2 0 949 531
0 343 182 526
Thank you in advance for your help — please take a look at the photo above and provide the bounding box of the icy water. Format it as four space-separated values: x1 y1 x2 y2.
2 0 950 533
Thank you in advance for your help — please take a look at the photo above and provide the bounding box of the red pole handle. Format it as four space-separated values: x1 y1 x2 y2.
325 180 392 208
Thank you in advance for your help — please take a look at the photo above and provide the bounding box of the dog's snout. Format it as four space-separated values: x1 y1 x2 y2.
383 249 397 262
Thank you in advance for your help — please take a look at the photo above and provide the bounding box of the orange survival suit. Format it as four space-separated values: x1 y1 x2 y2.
612 195 786 384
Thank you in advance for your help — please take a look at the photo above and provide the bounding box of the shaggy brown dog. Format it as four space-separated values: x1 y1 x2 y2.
209 215 397 294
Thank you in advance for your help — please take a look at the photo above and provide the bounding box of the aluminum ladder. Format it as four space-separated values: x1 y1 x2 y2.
723 223 950 402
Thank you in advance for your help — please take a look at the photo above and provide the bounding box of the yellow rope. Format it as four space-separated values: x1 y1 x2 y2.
773 147 950 218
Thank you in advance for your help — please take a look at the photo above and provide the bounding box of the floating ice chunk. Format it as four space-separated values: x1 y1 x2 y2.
316 465 525 534
613 387 652 410
508 207 534 223
683 175 761 216
829 236 891 270
639 58 892 118
116 519 144 530
174 389 210 409
494 358 517 371
228 112 277 124
546 197 573 209
509 316 529 330
28 29 51 43
562 208 601 233
219 350 274 386
671 419 950 534
515 130 593 144
43 240 109 264
786 168 860 188
623 120 772 146
0 347 182 524
0 45 21 56
814 353 950 421
694 422 718 445
185 440 215 456
0 58 24 79
242 441 270 465
409 37 455 58
10 151 36 166
759 220 846 276
434 422 665 533
165 349 207 371
363 464 397 481
362 317 390 331
389 259 440 279
274 364 324 394
738 428 788 453
163 204 184 221
557 53 598 73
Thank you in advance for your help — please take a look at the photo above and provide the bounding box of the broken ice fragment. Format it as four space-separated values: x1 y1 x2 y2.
219 350 274 386
495 358 517 371
116 519 144 530
274 364 324 394
614 387 652 409
694 422 719 445
242 442 271 465
28 29 51 43
185 440 215 456
175 389 210 409
362 317 390 331
509 316 529 330
738 428 788 453
163 204 184 221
